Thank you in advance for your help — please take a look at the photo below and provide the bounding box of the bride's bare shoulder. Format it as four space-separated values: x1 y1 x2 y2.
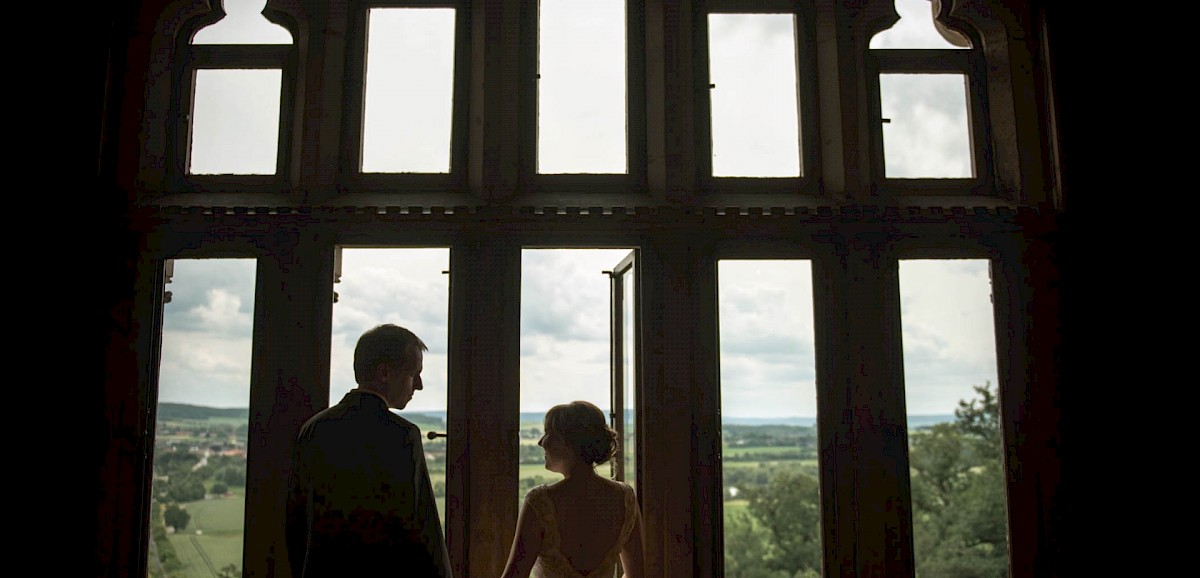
595 477 635 501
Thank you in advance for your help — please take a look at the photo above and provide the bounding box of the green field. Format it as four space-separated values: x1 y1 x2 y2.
724 445 811 455
722 458 817 469
724 499 750 516
519 463 560 481
166 495 245 577
150 405 827 576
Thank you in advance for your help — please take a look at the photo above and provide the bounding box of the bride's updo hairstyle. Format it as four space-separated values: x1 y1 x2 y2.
544 400 619 466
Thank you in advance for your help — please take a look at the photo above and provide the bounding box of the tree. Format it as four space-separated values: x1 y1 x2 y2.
954 383 1002 466
909 382 1007 578
168 478 206 503
218 465 246 487
724 511 789 578
744 470 822 577
154 450 200 479
211 482 228 495
164 505 190 532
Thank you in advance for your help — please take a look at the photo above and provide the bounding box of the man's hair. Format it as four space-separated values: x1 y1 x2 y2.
353 324 428 384
544 400 619 466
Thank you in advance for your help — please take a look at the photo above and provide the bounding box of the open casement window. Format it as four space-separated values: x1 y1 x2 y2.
519 248 636 498
522 0 647 195
170 0 297 192
608 251 639 488
342 1 470 193
867 0 993 196
695 0 819 195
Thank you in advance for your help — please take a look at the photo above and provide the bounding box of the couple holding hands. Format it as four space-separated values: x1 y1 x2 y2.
287 324 644 578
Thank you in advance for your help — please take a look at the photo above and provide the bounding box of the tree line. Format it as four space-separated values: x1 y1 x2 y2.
724 383 1007 578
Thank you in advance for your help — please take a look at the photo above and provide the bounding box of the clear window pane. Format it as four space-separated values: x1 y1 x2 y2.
708 14 802 178
150 258 256 578
361 8 457 174
869 0 969 49
537 0 627 174
191 0 293 45
519 249 632 499
899 259 1009 577
329 248 451 517
719 260 822 577
880 73 973 178
189 69 282 175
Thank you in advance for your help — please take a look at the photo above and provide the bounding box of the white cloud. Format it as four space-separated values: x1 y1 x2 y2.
708 13 801 177
718 260 817 418
330 249 451 410
159 259 257 408
899 259 998 414
184 288 251 333
520 249 632 411
191 0 293 45
158 331 254 408
720 353 817 418
880 74 973 178
361 8 456 173
521 334 612 413
538 0 627 173
155 254 999 422
870 0 967 49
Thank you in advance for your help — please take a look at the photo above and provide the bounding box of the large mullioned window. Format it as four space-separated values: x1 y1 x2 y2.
128 2 1049 578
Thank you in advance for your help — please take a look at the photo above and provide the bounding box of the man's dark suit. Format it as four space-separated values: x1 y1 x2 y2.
286 390 451 578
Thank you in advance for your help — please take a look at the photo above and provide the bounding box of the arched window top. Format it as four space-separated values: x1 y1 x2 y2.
192 0 293 45
870 0 970 49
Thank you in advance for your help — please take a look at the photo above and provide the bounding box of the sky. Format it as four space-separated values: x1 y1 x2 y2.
159 250 996 418
158 0 996 420
188 0 971 178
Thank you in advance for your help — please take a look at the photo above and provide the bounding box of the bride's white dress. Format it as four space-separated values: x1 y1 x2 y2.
525 482 637 578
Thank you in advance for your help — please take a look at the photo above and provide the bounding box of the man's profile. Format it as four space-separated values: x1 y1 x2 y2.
286 324 451 578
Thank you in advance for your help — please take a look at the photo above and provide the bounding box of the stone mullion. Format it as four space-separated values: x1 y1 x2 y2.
816 229 913 577
298 0 346 203
447 236 522 578
470 0 522 201
246 229 335 578
987 215 1064 578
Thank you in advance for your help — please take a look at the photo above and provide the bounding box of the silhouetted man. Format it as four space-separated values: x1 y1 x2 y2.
286 324 451 578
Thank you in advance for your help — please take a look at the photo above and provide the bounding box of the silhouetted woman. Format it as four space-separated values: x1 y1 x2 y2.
500 400 645 578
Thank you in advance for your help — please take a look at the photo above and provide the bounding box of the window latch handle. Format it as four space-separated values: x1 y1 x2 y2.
427 431 447 440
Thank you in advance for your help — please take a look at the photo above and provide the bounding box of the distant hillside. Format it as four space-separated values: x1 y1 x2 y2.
906 414 957 428
724 416 816 427
156 403 448 432
723 414 956 428
157 402 248 421
399 412 447 432
156 404 952 430
520 412 547 425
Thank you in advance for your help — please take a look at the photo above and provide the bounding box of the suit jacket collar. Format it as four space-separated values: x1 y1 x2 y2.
344 389 391 411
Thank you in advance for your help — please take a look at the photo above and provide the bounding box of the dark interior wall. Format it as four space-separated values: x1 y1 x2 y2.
87 2 156 574
1035 0 1076 567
